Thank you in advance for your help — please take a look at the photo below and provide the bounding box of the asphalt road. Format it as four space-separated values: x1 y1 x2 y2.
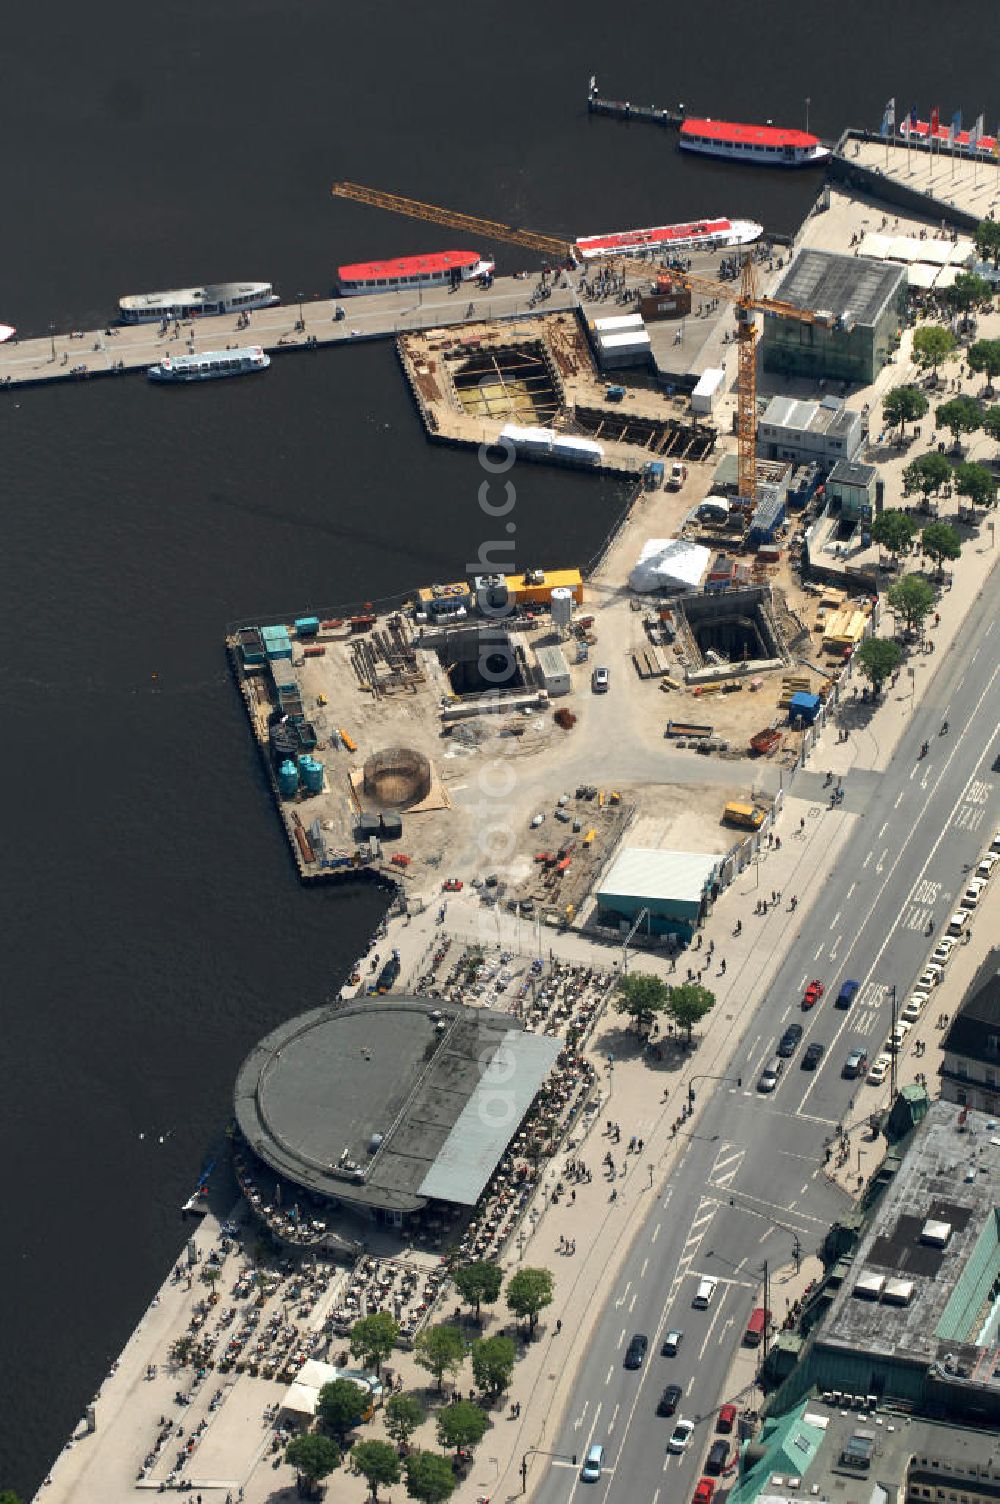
533 595 1000 1504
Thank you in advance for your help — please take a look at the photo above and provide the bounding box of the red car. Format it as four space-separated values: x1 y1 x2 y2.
693 1480 715 1504
802 979 824 1010
443 879 463 892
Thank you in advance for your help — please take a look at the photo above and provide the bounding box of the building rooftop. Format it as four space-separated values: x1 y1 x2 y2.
818 1101 1000 1389
769 250 906 330
761 395 861 442
734 1399 1000 1504
234 998 560 1212
943 951 1000 1067
597 846 721 905
828 459 878 488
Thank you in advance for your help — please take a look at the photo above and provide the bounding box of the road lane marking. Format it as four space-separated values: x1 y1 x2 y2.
879 821 888 838
629 1292 637 1312
798 973 808 989
830 935 842 959
831 911 841 929
640 1258 649 1279
652 1223 661 1243
813 944 825 959
698 1286 729 1360
608 1402 620 1433
605 1366 613 1385
846 882 857 898
895 792 904 808
863 851 873 867
615 1282 632 1309
797 672 1000 1115
574 1401 590 1430
617 1328 626 1348
875 848 888 873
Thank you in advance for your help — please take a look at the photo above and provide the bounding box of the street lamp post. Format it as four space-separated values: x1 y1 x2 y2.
805 97 811 135
49 323 56 361
296 292 305 331
521 1449 577 1493
889 984 898 1100
688 1072 742 1108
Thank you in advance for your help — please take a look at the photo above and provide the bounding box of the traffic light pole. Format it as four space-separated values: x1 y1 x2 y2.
688 1072 742 1108
521 1448 578 1493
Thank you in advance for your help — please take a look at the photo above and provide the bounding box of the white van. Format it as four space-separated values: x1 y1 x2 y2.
581 1444 604 1482
693 1275 719 1309
947 909 971 936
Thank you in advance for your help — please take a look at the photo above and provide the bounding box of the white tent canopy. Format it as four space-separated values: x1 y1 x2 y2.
629 537 711 593
281 1359 382 1418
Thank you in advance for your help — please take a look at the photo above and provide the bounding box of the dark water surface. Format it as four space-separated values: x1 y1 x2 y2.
0 1 995 1492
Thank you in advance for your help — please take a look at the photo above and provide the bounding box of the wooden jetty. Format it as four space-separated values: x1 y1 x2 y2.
587 77 683 130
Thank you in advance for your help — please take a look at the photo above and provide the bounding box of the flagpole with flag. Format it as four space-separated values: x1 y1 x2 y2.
929 106 939 186
951 109 962 181
881 97 895 166
907 105 918 175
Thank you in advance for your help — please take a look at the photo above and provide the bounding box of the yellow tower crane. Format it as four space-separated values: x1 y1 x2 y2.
331 181 831 502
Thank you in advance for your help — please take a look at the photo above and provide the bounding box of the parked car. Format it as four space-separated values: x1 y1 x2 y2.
668 1418 695 1454
777 1024 803 1057
963 879 987 908
802 979 825 1009
835 979 860 1009
918 965 944 990
706 1440 730 1475
692 1481 715 1504
592 666 610 694
867 1052 891 1085
886 1021 912 1054
991 829 1000 854
902 991 928 1023
624 1333 649 1370
662 1328 684 1356
843 1048 868 1079
976 852 998 879
717 1404 737 1434
802 1041 825 1070
947 909 971 936
931 939 956 965
657 1383 683 1416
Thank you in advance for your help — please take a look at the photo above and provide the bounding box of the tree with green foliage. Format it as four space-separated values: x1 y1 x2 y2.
317 1378 370 1440
350 1312 399 1377
912 324 957 371
947 270 993 316
901 453 952 501
286 1433 342 1489
405 1450 457 1504
983 406 1000 444
954 460 998 510
413 1324 466 1392
887 574 936 634
436 1399 489 1454
922 520 962 576
385 1391 425 1452
854 637 903 697
870 509 918 560
667 981 716 1043
883 385 928 441
0 1492 24 1504
975 220 1000 268
968 339 1000 393
613 971 670 1035
936 395 982 449
470 1334 517 1398
352 1439 402 1501
452 1260 503 1322
506 1266 555 1333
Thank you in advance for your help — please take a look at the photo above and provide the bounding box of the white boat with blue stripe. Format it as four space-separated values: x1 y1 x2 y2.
147 345 270 383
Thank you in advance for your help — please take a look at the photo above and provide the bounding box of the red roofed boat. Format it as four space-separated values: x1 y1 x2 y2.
679 118 830 167
575 216 762 261
336 249 495 297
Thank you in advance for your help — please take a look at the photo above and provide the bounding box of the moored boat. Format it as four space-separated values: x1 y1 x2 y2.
147 345 270 383
120 281 279 323
575 216 763 261
679 118 830 167
336 250 495 297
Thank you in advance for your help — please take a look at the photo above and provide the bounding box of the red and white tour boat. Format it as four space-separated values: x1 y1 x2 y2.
336 250 495 297
679 118 830 167
574 215 762 261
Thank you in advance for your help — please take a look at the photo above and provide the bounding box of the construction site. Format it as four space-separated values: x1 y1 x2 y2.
398 311 719 475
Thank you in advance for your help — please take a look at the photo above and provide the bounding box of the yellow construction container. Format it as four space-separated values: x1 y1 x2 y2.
339 728 357 753
508 568 584 607
582 828 597 846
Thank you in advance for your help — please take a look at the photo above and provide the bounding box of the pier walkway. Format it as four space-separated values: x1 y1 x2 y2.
0 276 580 391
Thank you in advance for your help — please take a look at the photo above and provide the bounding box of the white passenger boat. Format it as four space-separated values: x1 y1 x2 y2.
147 346 270 383
575 216 762 261
679 119 830 167
120 281 279 323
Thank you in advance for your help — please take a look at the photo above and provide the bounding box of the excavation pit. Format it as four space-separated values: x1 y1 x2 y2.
436 625 527 698
451 342 561 424
362 746 432 809
675 587 789 679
